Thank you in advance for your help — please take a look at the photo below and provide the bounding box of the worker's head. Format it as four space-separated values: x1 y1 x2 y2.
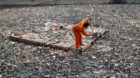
83 22 89 28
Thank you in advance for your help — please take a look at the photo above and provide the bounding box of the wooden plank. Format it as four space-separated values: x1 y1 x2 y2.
6 27 107 55
8 31 106 55
8 36 81 52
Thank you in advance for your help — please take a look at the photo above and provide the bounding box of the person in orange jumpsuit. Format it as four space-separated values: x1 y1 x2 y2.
72 18 92 48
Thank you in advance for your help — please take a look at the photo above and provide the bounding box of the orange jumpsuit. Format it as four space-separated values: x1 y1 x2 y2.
72 18 90 48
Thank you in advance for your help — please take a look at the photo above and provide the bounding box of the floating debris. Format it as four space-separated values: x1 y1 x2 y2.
0 4 140 78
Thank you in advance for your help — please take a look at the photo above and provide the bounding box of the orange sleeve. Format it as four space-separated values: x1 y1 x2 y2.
81 28 90 36
81 18 90 24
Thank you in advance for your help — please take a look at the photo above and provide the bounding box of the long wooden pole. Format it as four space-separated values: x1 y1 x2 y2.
82 29 107 52
89 3 94 33
82 34 102 51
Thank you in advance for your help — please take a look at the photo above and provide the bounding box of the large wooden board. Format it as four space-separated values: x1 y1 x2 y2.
9 22 107 52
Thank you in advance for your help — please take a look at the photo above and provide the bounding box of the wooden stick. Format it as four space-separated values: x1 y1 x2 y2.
82 30 107 52
89 3 94 33
82 34 102 51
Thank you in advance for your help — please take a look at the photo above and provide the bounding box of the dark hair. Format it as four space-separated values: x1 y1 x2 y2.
83 22 89 28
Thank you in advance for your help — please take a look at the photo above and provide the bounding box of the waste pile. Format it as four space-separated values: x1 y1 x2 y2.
0 5 140 78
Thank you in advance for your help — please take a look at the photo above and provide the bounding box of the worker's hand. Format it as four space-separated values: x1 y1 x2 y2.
91 33 97 37
90 33 97 39
101 30 107 37
80 44 84 46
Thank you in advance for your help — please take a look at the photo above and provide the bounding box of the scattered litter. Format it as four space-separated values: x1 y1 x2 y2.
0 5 139 78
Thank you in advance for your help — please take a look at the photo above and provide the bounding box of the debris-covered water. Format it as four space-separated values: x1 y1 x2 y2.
0 5 140 78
